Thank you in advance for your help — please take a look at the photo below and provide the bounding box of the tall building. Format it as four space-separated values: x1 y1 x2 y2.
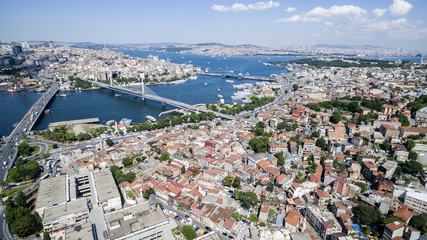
49 41 54 48
12 45 22 55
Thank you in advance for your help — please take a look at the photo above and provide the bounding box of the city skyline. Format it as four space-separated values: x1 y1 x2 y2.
0 0 427 50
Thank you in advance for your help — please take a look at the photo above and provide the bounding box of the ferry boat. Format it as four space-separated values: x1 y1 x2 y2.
44 109 51 115
7 85 21 93
57 93 70 97
225 80 234 83
146 115 157 123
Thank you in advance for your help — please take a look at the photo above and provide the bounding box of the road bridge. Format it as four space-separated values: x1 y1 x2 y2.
87 80 236 120
0 84 59 181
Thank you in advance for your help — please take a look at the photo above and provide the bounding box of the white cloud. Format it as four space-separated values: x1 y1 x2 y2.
284 6 296 13
306 5 367 18
389 0 413 16
276 15 320 23
373 8 387 17
325 21 334 26
212 1 280 12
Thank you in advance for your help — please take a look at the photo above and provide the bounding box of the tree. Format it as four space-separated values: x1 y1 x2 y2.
266 182 274 192
292 84 299 91
15 191 26 207
354 182 368 193
401 159 424 176
409 215 427 234
181 225 197 240
248 137 269 153
316 137 329 152
259 222 266 227
160 152 170 162
105 138 114 147
275 152 285 166
232 176 241 188
43 232 51 240
330 111 342 124
10 214 35 238
383 215 406 225
181 166 186 174
405 140 416 151
122 156 133 167
193 168 200 176
352 205 381 226
241 192 258 209
17 141 32 157
312 131 320 138
408 151 418 161
155 202 163 209
224 175 233 187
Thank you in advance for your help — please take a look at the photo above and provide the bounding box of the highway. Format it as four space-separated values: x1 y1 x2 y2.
0 84 59 181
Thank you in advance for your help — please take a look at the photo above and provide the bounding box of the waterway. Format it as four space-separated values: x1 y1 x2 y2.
0 53 422 137
0 51 297 137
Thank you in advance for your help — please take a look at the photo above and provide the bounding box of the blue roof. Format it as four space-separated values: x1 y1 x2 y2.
352 224 362 233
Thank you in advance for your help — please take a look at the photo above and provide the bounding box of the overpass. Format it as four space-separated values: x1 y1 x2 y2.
87 80 236 120
0 84 59 181
198 72 279 82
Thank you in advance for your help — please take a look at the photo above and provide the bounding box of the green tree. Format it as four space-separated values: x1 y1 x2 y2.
224 175 233 187
122 156 133 167
241 192 258 209
43 232 51 240
248 137 269 153
181 225 198 240
352 205 381 226
181 166 186 174
10 214 35 238
383 215 406 225
266 182 274 192
316 137 329 152
155 202 163 209
159 152 170 162
354 182 368 193
275 152 285 166
15 191 26 207
330 111 342 124
259 222 266 227
405 140 416 151
409 215 427 234
232 176 241 188
17 142 32 157
292 84 299 91
408 151 418 161
105 139 114 147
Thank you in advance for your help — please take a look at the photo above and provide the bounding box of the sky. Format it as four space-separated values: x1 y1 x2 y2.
1 0 426 50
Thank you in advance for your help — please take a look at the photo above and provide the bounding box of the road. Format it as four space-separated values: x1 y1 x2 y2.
0 84 59 181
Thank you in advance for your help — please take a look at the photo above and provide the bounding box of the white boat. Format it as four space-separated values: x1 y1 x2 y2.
188 75 198 80
217 88 221 92
204 83 208 85
114 94 121 97
226 80 234 83
146 115 157 122
218 94 223 98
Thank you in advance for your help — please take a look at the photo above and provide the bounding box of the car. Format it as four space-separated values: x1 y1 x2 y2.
205 226 212 232
195 227 199 232
228 236 234 239
222 232 228 236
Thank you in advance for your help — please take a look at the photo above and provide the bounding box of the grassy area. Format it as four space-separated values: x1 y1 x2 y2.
0 185 28 199
26 145 40 157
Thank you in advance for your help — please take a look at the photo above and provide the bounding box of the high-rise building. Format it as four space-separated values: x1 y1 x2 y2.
49 41 54 48
12 45 22 55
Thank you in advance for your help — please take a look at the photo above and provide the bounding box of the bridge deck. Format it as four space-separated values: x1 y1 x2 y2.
87 80 236 120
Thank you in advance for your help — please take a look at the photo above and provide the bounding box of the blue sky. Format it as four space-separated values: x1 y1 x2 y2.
1 0 426 50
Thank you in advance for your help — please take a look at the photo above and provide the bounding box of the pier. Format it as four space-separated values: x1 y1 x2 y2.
48 118 100 128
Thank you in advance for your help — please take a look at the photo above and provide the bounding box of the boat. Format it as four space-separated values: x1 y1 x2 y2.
114 94 121 97
7 85 21 93
56 93 70 97
146 115 157 123
44 109 51 115
188 75 198 80
204 83 208 85
226 80 234 83
218 94 223 98
217 88 221 92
